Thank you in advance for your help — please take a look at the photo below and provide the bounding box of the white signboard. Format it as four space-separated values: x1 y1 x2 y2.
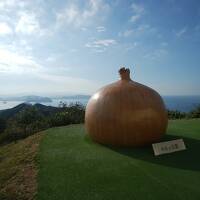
152 139 186 156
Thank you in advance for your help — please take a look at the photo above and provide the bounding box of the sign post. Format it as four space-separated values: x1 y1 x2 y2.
152 139 186 156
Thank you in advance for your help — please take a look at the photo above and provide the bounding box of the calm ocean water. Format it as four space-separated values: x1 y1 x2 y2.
0 96 200 112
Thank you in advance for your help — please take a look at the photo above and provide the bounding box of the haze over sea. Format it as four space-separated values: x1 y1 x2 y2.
0 96 200 112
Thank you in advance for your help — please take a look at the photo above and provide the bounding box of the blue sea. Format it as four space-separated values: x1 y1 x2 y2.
163 96 200 112
0 96 200 112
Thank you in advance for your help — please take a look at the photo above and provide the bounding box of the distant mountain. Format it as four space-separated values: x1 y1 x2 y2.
0 103 59 120
59 95 90 99
0 96 52 103
34 103 59 115
0 103 32 120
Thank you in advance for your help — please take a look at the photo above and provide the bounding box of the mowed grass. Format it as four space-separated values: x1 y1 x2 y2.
37 119 200 200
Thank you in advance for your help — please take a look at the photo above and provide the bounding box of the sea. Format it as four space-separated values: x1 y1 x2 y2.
0 96 200 112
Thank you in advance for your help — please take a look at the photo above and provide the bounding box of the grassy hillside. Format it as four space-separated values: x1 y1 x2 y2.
0 132 43 200
37 119 200 200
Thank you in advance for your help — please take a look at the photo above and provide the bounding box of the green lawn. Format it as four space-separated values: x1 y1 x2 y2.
37 119 200 200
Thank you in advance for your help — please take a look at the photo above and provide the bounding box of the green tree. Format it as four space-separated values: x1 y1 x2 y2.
188 105 200 118
0 117 6 134
16 107 44 135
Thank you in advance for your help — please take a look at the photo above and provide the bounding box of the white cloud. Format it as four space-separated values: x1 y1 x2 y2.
57 4 79 25
81 27 88 31
137 24 155 32
0 0 37 12
161 42 168 47
176 27 187 37
123 29 134 37
130 15 140 23
0 72 101 96
82 0 101 19
70 49 78 53
46 56 56 62
96 26 106 32
130 3 144 23
0 47 41 74
0 0 26 10
36 73 101 94
86 39 116 48
93 48 106 53
120 24 156 38
0 22 12 35
125 42 138 51
93 39 116 46
85 39 116 53
0 0 52 37
131 3 144 14
0 0 17 10
18 39 33 51
144 49 168 60
56 0 110 28
15 12 40 35
14 11 51 36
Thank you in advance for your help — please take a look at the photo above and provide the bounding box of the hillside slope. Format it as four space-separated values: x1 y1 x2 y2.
37 120 200 200
0 132 43 200
0 103 59 120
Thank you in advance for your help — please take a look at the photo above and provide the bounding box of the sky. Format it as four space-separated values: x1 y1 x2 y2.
0 0 200 96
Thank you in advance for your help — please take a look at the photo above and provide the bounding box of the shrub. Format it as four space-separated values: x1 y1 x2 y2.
0 121 23 144
49 111 72 127
167 110 186 119
49 103 85 126
0 117 6 134
188 105 200 118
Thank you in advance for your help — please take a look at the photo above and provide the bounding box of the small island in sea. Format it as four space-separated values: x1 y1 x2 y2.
0 95 52 103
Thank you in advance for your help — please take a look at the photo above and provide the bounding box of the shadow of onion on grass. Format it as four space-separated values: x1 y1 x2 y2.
85 134 200 171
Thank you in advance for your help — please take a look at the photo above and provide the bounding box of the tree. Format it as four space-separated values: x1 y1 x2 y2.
188 105 200 118
0 117 6 134
16 107 44 135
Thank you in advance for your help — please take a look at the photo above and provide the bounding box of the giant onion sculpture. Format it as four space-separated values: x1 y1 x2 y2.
85 67 168 147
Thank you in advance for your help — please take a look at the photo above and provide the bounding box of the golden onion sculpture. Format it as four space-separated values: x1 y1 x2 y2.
85 67 168 147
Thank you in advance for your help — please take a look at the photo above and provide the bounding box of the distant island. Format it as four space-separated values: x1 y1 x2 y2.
54 95 90 99
0 95 52 103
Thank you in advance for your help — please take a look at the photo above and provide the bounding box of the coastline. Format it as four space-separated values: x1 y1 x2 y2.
0 95 200 112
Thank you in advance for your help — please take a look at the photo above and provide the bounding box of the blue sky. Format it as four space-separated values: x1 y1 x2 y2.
0 0 200 96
